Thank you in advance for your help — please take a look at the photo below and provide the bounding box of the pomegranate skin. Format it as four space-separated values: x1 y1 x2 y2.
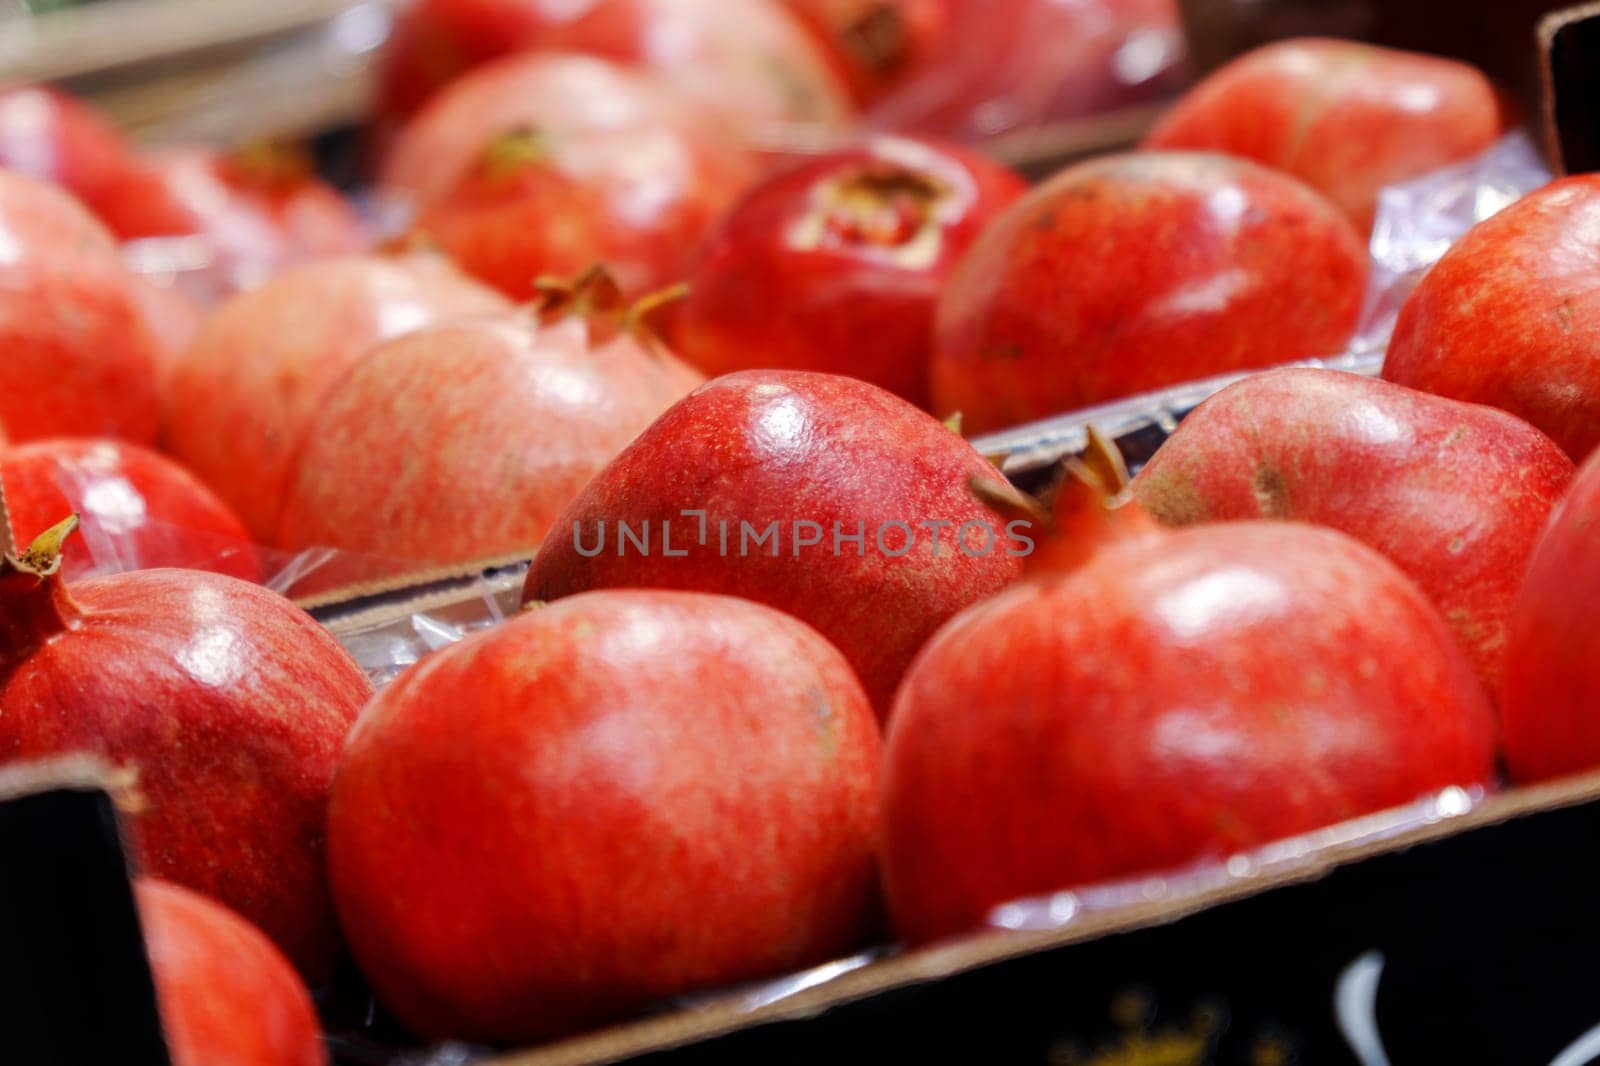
1384 175 1600 461
328 590 881 1043
524 369 1022 713
883 520 1497 944
276 308 704 595
0 84 132 204
375 0 851 148
92 146 367 292
0 560 372 980
1503 450 1600 783
1132 369 1574 697
932 152 1368 434
163 254 509 542
1 438 261 583
1143 38 1514 234
136 879 327 1066
0 170 163 444
673 135 1025 407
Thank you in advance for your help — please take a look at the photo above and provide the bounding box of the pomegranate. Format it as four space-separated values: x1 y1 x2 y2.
932 152 1369 433
276 268 704 597
673 135 1025 407
882 437 1498 943
0 169 163 444
524 369 1023 713
1132 369 1573 697
780 0 947 107
137 879 326 1066
0 515 373 979
1384 175 1600 461
854 0 1183 141
1144 39 1516 233
92 145 367 293
375 0 852 151
1 438 261 583
163 254 509 542
388 53 755 298
1503 449 1600 783
328 589 881 1042
0 83 132 205
129 277 204 384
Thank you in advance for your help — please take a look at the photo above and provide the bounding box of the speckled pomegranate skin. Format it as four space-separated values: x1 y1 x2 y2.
137 879 327 1066
163 254 509 542
328 590 881 1043
1503 450 1600 783
673 135 1025 407
1 438 261 582
524 369 1023 713
0 564 372 980
1384 176 1600 461
1133 369 1573 697
1143 38 1513 233
931 151 1368 433
0 170 163 444
276 311 704 595
883 519 1497 944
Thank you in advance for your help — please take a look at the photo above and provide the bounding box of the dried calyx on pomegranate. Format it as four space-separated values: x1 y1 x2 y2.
530 264 688 347
793 162 954 262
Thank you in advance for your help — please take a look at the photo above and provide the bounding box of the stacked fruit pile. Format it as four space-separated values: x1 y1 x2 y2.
2 4 1599 1061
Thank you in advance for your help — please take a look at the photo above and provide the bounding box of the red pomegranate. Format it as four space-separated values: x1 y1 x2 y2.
780 0 947 106
276 269 705 597
1144 38 1516 233
375 0 852 151
932 152 1369 433
0 84 132 205
1503 449 1600 783
524 369 1023 713
92 145 367 293
0 169 163 444
853 0 1183 140
882 439 1497 943
1384 175 1600 461
328 589 881 1042
137 879 326 1066
0 516 373 979
388 53 755 298
1 438 261 582
673 135 1025 407
163 254 509 542
1132 369 1574 697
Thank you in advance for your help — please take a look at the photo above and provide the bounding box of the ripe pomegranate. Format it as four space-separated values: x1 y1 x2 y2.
882 438 1497 943
1503 449 1600 783
1143 39 1515 233
780 0 947 106
853 0 1183 141
673 135 1025 407
1384 175 1600 461
388 54 755 298
163 254 509 542
932 152 1369 433
137 879 327 1066
1 438 261 582
1132 369 1573 697
0 83 132 205
0 169 163 444
91 145 367 293
524 369 1023 713
276 269 704 597
0 516 373 979
328 589 881 1042
375 0 852 151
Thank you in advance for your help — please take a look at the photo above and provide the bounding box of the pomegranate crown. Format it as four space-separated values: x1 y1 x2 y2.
530 264 688 348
